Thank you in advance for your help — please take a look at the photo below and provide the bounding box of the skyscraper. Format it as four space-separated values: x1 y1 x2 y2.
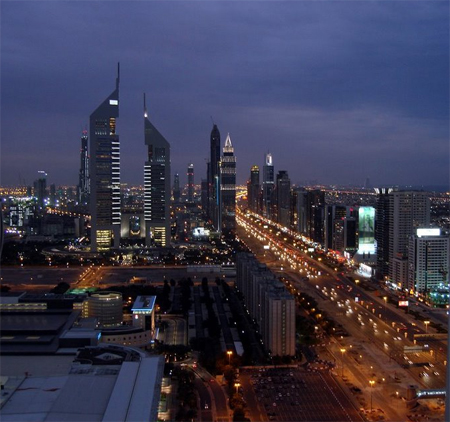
89 65 120 252
306 190 326 244
408 228 450 294
262 152 274 219
208 124 221 228
173 173 181 203
144 94 171 247
201 178 208 211
187 164 194 203
220 134 236 234
375 187 392 280
389 191 430 289
292 187 307 234
275 170 291 227
324 205 347 252
33 171 47 211
77 130 90 206
247 165 260 213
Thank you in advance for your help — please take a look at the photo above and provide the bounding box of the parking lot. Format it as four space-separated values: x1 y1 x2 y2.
241 367 363 421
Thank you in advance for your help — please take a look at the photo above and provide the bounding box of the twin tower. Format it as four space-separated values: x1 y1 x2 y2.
89 65 170 252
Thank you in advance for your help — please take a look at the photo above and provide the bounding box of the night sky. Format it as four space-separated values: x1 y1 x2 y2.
1 1 448 189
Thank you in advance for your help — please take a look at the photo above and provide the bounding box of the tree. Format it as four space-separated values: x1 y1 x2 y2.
50 281 71 294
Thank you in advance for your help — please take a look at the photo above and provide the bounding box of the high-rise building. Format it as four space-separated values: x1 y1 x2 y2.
49 184 56 207
408 228 450 294
275 170 291 227
292 187 307 234
220 133 236 234
89 65 120 252
33 171 47 211
77 130 90 205
307 190 326 245
389 191 430 289
236 253 296 357
173 173 181 203
187 164 194 203
325 205 347 252
201 178 208 211
247 165 260 213
208 124 221 228
262 153 274 219
144 94 171 247
375 187 392 280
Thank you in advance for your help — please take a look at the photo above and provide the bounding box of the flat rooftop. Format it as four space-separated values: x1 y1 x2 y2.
0 349 164 422
131 295 156 313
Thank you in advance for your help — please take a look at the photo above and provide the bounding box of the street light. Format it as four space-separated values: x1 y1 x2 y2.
369 380 375 413
340 348 346 377
424 320 430 334
227 350 233 365
383 296 388 314
234 382 241 394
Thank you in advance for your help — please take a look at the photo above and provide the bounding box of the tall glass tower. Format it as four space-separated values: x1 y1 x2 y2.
262 152 274 219
220 133 236 234
78 129 90 206
248 165 260 213
173 173 181 203
208 124 221 228
144 94 171 247
187 164 194 203
89 65 120 252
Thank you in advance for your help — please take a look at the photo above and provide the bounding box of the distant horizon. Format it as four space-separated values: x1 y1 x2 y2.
1 181 448 194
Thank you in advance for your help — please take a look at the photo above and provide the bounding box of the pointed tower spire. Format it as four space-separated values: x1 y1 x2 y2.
144 93 148 118
224 133 233 153
116 62 120 90
225 133 232 147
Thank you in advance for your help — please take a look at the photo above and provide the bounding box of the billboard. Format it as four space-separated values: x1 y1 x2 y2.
358 207 375 254
417 228 440 237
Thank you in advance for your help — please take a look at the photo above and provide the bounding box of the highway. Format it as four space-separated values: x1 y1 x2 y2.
237 209 446 420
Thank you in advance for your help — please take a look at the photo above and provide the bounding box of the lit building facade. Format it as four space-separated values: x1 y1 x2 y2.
77 130 90 206
302 190 326 245
220 134 236 234
275 170 291 227
324 205 358 253
89 65 121 251
144 94 171 247
389 191 430 289
408 228 450 294
33 171 47 211
292 187 307 234
208 124 221 229
262 153 274 219
131 295 156 332
82 291 123 327
236 253 296 357
375 187 392 280
247 165 260 213
187 164 194 203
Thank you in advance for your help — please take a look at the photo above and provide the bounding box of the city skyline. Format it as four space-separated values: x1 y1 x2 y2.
1 2 448 188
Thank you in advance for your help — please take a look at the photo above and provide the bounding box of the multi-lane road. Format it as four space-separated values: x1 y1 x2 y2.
237 209 447 419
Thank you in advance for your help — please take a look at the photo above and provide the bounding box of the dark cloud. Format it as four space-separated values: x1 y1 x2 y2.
1 1 448 188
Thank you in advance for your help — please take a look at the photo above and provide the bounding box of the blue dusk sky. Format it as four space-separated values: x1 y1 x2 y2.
1 1 448 188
